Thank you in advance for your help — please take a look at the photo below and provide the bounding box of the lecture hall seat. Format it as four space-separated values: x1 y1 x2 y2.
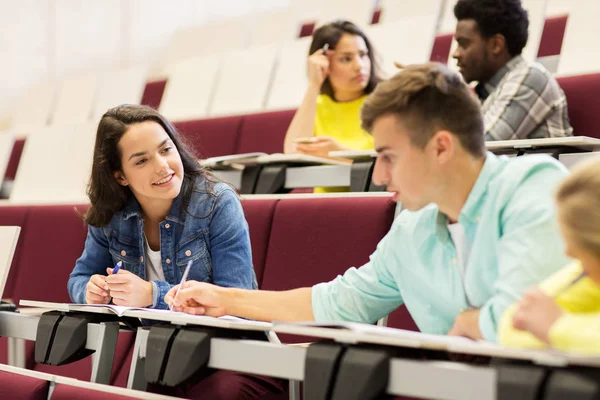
174 116 243 159
236 110 296 155
0 370 49 400
557 73 600 139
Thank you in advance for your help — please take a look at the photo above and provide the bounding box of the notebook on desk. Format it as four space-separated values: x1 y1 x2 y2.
0 226 21 301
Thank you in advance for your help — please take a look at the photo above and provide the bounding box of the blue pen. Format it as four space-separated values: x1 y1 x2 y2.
170 260 193 311
112 260 123 274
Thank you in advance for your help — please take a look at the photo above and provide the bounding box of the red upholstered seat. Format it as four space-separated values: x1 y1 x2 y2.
557 73 600 139
0 205 29 301
51 383 142 400
240 199 278 286
430 33 454 64
261 196 396 291
11 204 90 305
140 80 167 111
174 116 243 159
237 109 295 155
5 138 26 180
537 15 568 58
261 196 417 338
0 370 49 400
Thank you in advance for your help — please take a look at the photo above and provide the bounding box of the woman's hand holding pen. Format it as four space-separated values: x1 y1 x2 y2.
105 268 153 307
512 288 563 343
307 46 333 91
85 274 111 304
165 281 226 317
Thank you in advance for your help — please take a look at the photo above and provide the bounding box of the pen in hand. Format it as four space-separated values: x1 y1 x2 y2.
170 260 193 311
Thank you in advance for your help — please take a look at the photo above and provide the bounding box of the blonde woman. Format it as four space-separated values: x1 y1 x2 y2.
499 158 600 354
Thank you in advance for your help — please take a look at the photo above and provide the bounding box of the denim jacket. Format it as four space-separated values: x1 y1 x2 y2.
68 176 257 309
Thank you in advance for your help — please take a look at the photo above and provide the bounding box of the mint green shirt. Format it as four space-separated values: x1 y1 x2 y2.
312 153 570 341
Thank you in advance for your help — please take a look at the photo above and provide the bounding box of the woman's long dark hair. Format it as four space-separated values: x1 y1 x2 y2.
84 104 209 227
309 20 382 99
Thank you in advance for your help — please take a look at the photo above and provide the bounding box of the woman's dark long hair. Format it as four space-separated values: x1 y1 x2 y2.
309 20 382 99
84 104 209 227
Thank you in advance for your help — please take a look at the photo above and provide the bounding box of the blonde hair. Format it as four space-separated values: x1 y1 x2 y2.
556 158 600 257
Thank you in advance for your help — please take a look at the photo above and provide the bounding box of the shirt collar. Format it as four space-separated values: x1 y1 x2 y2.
481 55 526 98
122 188 185 224
434 152 499 235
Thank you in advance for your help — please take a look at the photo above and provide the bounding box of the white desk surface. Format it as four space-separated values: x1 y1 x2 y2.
485 136 600 150
272 322 600 368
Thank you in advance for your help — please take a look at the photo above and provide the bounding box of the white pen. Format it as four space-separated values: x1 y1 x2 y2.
170 260 193 311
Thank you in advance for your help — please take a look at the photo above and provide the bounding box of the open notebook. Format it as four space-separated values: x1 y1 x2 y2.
19 300 274 334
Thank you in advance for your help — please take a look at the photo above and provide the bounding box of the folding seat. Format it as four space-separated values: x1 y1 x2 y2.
0 369 49 400
92 66 148 121
140 80 167 110
261 196 395 291
265 37 311 111
520 0 547 62
236 110 296 155
4 138 25 181
430 33 454 64
378 0 443 23
158 54 222 121
11 204 90 305
173 115 243 158
556 73 600 139
208 44 279 117
51 73 99 126
557 1 600 74
10 82 55 137
0 205 29 364
240 198 278 286
51 385 141 400
9 124 96 204
537 14 569 57
0 133 14 189
261 195 417 335
250 9 302 45
365 17 437 78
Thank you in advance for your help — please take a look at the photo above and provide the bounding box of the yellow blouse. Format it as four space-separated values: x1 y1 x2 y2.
314 94 374 193
498 262 600 354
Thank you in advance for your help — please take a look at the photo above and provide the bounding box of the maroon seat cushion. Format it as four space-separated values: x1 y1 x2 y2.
140 80 167 110
261 196 395 290
557 73 600 138
237 110 295 155
0 370 49 400
174 116 243 159
430 33 454 64
5 138 26 180
0 205 29 300
240 199 278 286
12 204 90 304
537 15 568 58
51 384 141 400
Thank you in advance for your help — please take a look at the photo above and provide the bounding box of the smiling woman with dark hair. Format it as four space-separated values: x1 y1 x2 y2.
68 104 287 400
452 0 572 141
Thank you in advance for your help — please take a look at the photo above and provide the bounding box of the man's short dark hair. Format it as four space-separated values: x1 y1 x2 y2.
361 63 486 158
454 0 529 57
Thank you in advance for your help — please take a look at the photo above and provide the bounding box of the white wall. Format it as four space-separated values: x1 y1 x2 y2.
0 0 289 128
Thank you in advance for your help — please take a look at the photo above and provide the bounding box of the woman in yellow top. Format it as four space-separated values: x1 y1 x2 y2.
283 20 382 191
498 158 600 354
